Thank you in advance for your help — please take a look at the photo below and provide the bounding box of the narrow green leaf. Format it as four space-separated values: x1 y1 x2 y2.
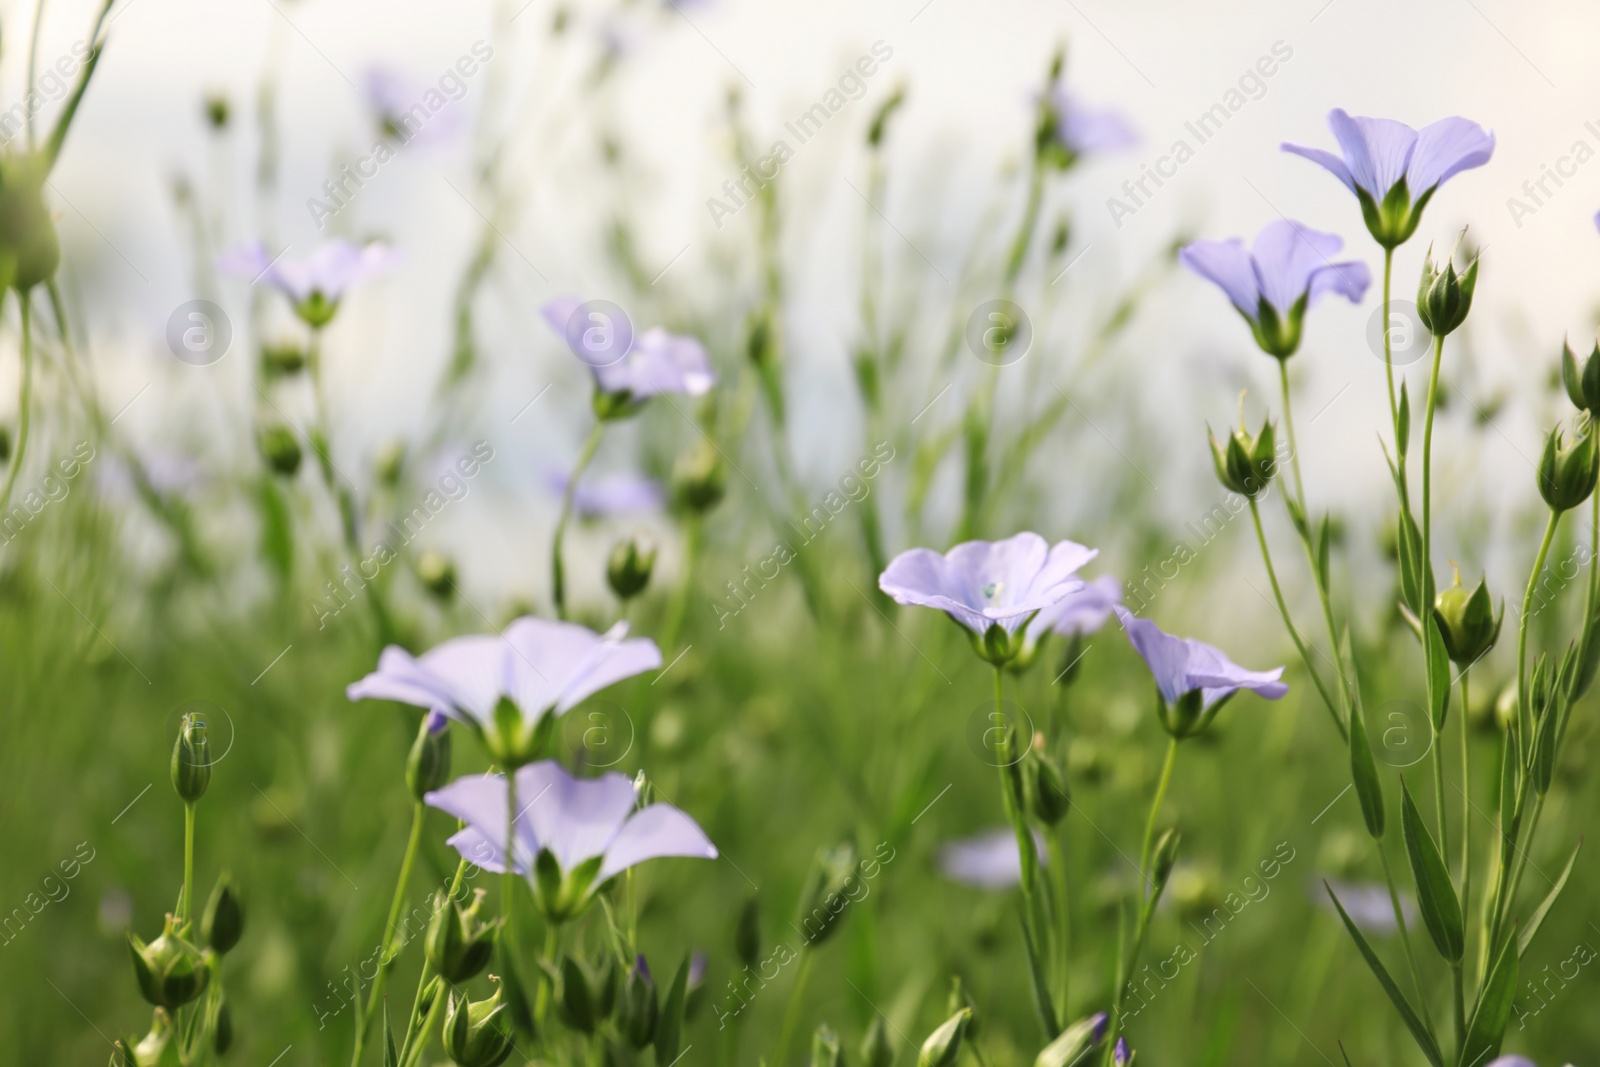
1286 495 1309 540
1462 932 1519 1067
1398 380 1412 458
382 1000 399 1067
1018 908 1060 1039
1425 616 1451 730
654 956 690 1066
1397 509 1425 615
1349 698 1386 839
1400 778 1464 963
1324 883 1444 1067
1317 515 1332 591
1519 839 1582 957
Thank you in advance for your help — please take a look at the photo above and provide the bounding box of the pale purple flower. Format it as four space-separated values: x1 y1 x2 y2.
347 616 660 762
1037 574 1122 638
424 761 716 913
364 66 464 147
1318 877 1414 935
1113 1038 1131 1067
938 828 1046 890
1048 87 1138 158
1179 220 1369 358
879 533 1098 651
544 467 665 518
1485 1059 1540 1067
1116 607 1287 709
541 295 715 399
1283 110 1494 246
218 239 401 323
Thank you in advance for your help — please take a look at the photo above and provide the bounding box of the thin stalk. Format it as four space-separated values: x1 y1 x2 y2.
1421 332 1444 607
534 922 559 1025
660 512 702 653
1248 499 1345 739
552 420 605 619
0 295 35 518
400 981 447 1067
1045 831 1071 1022
1431 734 1450 905
181 800 196 922
1515 512 1561 761
1458 669 1472 935
774 946 814 1067
353 800 425 1066
1138 738 1178 905
1377 842 1438 1035
397 859 468 1066
995 667 1039 899
1382 249 1399 457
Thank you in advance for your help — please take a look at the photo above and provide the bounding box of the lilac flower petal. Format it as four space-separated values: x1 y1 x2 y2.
443 825 528 875
1484 1058 1539 1067
346 646 462 721
425 774 542 873
416 634 516 728
1328 109 1417 199
1118 609 1286 709
882 534 1097 636
1318 877 1413 934
1306 260 1371 306
1280 143 1355 193
546 468 665 518
219 239 398 304
1039 574 1122 638
1052 88 1138 155
1407 116 1494 194
215 241 275 284
937 828 1045 890
515 762 638 872
1249 220 1346 317
1116 609 1193 705
594 327 716 398
599 804 719 880
424 708 451 735
1178 238 1260 316
500 618 662 715
541 295 584 337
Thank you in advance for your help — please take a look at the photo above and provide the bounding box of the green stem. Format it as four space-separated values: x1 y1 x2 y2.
552 420 605 619
995 667 1040 898
774 946 815 1067
181 800 196 922
1458 669 1472 935
1045 830 1071 1023
1421 332 1444 607
660 512 702 652
399 979 447 1067
397 859 468 1067
1382 248 1399 461
1377 841 1437 1036
535 922 558 1025
1248 499 1345 740
1516 512 1561 764
353 800 425 1066
0 295 35 518
1138 738 1178 906
1431 729 1451 906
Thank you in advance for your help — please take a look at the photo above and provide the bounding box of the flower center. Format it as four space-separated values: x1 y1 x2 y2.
982 581 1002 601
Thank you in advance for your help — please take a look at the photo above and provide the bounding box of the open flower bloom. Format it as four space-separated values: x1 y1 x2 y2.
364 66 463 146
1179 220 1369 358
541 296 715 403
938 828 1046 890
1038 574 1122 638
1046 86 1137 163
544 467 665 518
1283 110 1494 248
1116 608 1286 736
425 761 717 920
879 533 1097 663
347 617 661 766
218 239 401 326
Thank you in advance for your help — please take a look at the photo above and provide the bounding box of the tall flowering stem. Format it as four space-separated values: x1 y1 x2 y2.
552 421 606 619
351 799 425 1067
1247 498 1343 737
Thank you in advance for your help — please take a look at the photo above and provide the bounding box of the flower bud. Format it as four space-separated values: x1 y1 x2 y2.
1113 1037 1132 1067
734 895 761 971
211 992 234 1055
555 955 600 1034
671 440 727 513
443 986 514 1067
374 438 406 487
417 551 457 599
425 888 495 984
0 154 60 292
201 874 243 954
916 1007 971 1067
607 536 657 600
1537 423 1599 512
1036 1013 1108 1067
260 341 306 378
1562 339 1600 412
946 975 980 1041
406 710 452 801
1432 568 1502 668
110 1039 136 1067
1208 415 1276 499
295 292 338 329
812 1023 844 1067
128 916 211 1010
1150 828 1181 898
618 956 659 1048
1024 749 1071 827
171 712 212 803
204 94 230 131
795 844 861 948
861 1015 894 1067
258 424 303 477
1416 239 1478 337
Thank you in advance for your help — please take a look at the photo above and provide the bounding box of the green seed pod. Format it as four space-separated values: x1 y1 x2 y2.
672 440 728 513
258 424 303 477
916 1007 971 1067
946 976 980 1041
128 916 211 1010
211 992 234 1054
443 986 514 1067
1208 415 1276 499
1035 1013 1109 1067
109 1039 136 1067
0 154 59 292
1562 339 1600 413
1025 749 1071 827
1416 239 1478 338
606 536 657 601
416 551 457 599
204 94 230 131
171 712 212 803
201 874 243 954
1537 424 1599 512
812 1023 845 1067
1432 569 1502 667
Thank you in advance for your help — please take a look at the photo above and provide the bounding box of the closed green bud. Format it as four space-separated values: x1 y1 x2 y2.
1035 1013 1108 1067
211 992 234 1054
0 154 59 291
204 94 230 131
258 424 303 476
812 1023 845 1067
1150 828 1181 897
171 712 212 803
796 844 861 948
735 895 762 971
417 551 457 599
946 976 980 1041
374 439 406 487
867 85 905 148
406 712 452 801
1416 238 1478 337
672 440 728 513
861 1015 894 1067
556 955 600 1034
425 889 495 984
917 1007 971 1067
1563 339 1600 413
1025 749 1071 826
260 341 306 378
128 916 211 1010
1432 568 1502 667
443 986 514 1067
201 874 243 954
618 957 659 1048
1208 412 1276 499
1537 423 1599 512
607 536 657 600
